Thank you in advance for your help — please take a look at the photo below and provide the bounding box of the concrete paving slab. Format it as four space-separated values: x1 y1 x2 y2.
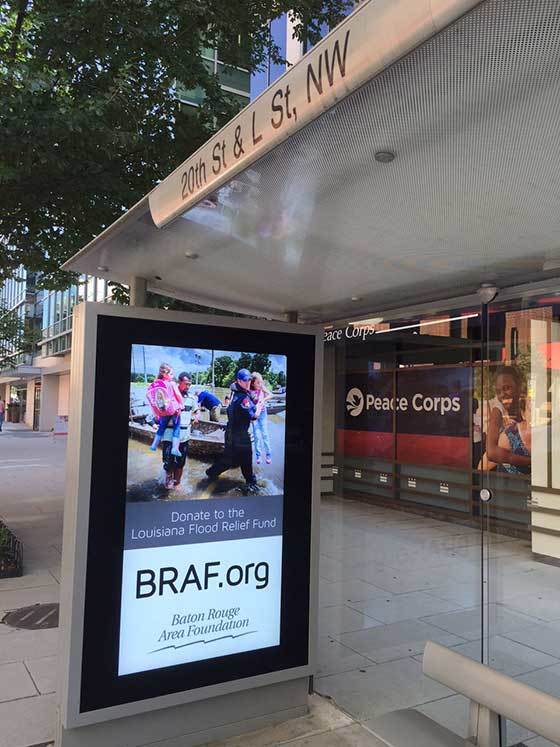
0 661 37 702
319 605 384 636
502 590 560 622
348 591 464 625
316 637 373 677
503 620 560 659
206 694 354 746
421 604 539 641
0 585 59 611
319 555 365 583
283 724 387 746
523 737 558 746
426 582 483 608
337 619 466 663
0 572 58 593
0 628 58 665
0 693 55 747
354 562 479 594
25 656 57 695
317 657 454 721
319 580 388 608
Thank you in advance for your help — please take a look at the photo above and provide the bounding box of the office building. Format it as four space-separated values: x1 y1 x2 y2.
0 274 113 431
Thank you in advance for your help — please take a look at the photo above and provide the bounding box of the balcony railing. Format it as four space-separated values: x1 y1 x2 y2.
0 351 34 374
41 315 73 341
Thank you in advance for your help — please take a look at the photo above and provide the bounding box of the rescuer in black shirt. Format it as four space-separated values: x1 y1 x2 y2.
206 368 258 492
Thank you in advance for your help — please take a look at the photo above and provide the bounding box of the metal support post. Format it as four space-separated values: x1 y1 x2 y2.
468 701 503 747
129 277 147 307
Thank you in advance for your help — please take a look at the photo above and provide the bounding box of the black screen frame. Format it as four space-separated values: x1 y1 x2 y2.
80 314 315 714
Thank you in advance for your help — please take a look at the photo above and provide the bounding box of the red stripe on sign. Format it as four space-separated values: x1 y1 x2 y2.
397 434 470 469
337 430 393 459
337 430 470 468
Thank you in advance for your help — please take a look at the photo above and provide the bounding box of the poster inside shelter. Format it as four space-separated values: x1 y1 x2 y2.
338 366 471 468
119 344 287 676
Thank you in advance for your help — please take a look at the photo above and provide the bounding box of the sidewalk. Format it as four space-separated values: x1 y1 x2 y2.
0 428 65 747
0 430 381 747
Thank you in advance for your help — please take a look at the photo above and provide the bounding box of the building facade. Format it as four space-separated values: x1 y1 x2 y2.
0 274 113 431
177 45 251 111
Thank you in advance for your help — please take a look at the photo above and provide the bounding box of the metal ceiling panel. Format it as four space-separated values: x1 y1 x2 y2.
64 0 560 322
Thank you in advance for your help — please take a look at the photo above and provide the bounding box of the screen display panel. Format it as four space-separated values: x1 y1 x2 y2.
120 344 287 675
79 313 315 714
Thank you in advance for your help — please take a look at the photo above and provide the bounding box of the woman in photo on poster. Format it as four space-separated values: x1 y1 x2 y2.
485 365 531 475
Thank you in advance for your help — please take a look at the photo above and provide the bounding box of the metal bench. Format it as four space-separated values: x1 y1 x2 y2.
366 641 560 747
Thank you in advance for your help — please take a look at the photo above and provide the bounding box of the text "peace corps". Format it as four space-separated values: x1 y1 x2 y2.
324 325 376 343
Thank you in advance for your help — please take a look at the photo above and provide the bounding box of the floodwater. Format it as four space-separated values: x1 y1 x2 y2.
126 414 286 501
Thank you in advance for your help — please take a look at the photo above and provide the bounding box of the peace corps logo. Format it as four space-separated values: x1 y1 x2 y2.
346 388 365 417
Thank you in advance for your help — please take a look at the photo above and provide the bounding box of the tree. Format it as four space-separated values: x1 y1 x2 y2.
0 0 352 290
236 352 253 372
251 352 272 377
213 355 236 387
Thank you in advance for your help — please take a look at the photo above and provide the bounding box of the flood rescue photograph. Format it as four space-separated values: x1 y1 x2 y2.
126 344 287 501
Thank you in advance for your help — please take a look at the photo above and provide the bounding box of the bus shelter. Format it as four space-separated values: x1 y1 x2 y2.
61 1 560 746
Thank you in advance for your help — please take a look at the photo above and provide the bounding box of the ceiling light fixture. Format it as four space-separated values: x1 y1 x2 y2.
375 151 395 163
96 265 109 272
351 296 361 302
185 251 199 260
477 284 499 305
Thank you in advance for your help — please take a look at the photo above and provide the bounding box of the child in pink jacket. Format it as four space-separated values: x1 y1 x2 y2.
146 363 183 456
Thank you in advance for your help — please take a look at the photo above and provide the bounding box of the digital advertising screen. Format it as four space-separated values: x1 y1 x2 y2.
77 312 316 715
120 344 287 676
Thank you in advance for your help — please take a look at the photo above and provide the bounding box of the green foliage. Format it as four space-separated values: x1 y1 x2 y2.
130 372 155 383
251 352 272 376
0 522 18 571
0 524 10 552
213 355 236 387
211 352 284 389
0 0 352 290
237 352 253 371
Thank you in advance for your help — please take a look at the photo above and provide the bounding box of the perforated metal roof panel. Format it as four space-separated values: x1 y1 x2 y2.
65 0 560 322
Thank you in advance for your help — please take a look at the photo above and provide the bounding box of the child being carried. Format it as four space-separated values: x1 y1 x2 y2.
146 363 183 457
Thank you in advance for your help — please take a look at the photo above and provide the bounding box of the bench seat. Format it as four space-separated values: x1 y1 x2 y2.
366 709 471 747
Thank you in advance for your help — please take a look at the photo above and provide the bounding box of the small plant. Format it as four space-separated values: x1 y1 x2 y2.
0 521 22 578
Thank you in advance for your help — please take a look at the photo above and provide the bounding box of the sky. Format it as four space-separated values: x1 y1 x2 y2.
131 345 287 378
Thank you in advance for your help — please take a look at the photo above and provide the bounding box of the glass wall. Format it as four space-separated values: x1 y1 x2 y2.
320 287 560 744
0 266 28 311
0 268 37 367
332 306 483 523
41 275 111 357
177 44 250 111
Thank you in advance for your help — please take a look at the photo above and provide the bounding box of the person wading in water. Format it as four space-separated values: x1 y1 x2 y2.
205 369 259 493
